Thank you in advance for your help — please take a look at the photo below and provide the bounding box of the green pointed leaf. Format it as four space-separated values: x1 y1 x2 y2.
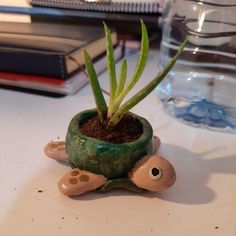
115 58 127 98
108 39 188 126
84 50 107 122
103 22 117 104
108 58 127 117
110 19 149 115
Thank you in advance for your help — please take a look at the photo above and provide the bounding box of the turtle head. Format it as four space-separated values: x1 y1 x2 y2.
129 155 176 192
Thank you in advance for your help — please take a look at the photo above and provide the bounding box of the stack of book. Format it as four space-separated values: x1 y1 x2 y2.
0 21 122 96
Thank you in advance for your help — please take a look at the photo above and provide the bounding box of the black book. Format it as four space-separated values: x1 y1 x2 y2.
0 21 117 79
0 45 123 95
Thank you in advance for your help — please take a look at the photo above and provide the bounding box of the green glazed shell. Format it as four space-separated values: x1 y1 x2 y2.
66 109 153 179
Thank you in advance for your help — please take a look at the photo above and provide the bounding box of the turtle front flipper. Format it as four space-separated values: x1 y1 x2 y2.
58 168 107 196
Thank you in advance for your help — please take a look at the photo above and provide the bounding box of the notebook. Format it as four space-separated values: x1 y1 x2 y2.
29 0 161 13
0 21 117 79
0 45 123 95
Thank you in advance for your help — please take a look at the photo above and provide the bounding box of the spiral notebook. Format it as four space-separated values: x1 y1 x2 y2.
29 0 161 13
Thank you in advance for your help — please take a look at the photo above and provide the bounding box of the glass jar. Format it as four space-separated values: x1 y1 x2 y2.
157 0 236 133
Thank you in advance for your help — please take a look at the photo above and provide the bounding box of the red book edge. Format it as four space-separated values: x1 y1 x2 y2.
0 72 65 85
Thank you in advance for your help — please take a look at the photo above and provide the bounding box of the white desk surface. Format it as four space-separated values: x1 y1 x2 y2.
0 49 236 236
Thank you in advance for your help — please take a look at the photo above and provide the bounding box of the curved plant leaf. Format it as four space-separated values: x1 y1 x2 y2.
103 22 117 105
108 19 149 118
84 50 107 122
108 38 188 126
115 58 127 98
108 58 127 117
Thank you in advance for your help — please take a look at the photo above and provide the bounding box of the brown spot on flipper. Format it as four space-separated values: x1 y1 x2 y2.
58 168 107 196
79 175 90 182
44 141 68 162
69 178 78 185
71 170 80 176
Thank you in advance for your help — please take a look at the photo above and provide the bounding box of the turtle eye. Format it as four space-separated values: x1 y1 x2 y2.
149 166 162 180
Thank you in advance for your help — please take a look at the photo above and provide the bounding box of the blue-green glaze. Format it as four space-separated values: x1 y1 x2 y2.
66 109 153 179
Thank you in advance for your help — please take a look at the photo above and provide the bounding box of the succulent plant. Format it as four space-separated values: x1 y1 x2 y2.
84 20 187 128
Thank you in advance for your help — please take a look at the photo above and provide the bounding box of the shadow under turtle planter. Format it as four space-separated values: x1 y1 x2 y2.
45 109 176 197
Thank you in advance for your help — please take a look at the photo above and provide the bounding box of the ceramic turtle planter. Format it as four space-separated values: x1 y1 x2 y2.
44 21 187 197
45 109 176 196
